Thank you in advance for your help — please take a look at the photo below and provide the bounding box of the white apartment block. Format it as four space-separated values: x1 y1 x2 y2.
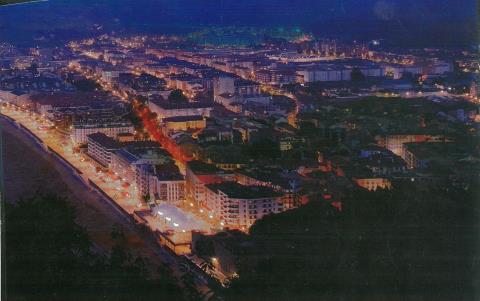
86 133 120 167
72 120 134 145
205 182 284 230
149 175 186 206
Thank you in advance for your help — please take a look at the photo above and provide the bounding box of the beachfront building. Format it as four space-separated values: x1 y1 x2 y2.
86 133 121 167
72 119 134 145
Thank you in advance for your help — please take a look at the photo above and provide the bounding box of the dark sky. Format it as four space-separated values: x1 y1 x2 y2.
0 0 477 47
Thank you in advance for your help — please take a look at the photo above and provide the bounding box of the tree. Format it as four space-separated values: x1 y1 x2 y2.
28 62 39 75
110 224 126 242
73 79 101 92
193 236 215 257
351 67 366 82
168 89 189 103
136 95 148 105
193 90 213 102
246 138 280 160
5 193 184 301
142 194 151 203
225 178 479 301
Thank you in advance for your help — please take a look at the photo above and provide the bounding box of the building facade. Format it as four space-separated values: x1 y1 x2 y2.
111 147 172 199
72 120 134 145
86 133 121 167
185 161 235 208
205 182 284 230
148 99 213 120
148 164 186 205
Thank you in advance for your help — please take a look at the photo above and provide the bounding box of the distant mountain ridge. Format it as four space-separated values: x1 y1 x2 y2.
0 0 42 5
0 0 476 47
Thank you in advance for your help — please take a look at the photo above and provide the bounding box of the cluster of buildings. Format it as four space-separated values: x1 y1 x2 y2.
2 35 478 275
185 161 299 230
87 132 186 205
148 98 214 120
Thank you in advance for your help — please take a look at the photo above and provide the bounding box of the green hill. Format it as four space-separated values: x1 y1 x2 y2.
0 0 39 5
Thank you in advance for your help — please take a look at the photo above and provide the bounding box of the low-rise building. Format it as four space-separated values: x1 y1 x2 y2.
148 98 214 120
357 145 407 176
279 135 305 152
346 166 392 191
191 230 254 281
385 64 422 79
354 177 392 191
402 142 460 170
162 115 206 132
376 134 448 156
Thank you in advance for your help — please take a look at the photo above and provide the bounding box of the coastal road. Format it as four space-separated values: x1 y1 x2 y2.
1 115 214 299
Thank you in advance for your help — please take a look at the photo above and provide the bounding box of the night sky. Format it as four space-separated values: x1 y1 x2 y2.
0 0 477 47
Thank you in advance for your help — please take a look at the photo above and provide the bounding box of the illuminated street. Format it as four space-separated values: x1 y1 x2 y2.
0 1 478 299
1 102 224 249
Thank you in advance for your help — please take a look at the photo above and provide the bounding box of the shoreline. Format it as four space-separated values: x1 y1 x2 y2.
1 115 170 262
0 114 213 297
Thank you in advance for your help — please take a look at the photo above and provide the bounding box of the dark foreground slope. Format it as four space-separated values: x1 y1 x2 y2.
226 182 480 301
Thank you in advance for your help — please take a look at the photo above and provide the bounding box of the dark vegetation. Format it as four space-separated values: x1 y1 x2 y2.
72 79 101 92
225 178 479 301
5 193 183 301
168 89 189 103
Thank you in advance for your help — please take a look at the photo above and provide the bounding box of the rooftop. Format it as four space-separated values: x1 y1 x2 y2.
206 182 282 199
115 148 139 164
234 78 259 87
87 133 121 149
30 92 112 107
235 167 301 189
187 160 222 175
126 146 172 161
149 98 214 110
404 142 464 160
162 115 204 123
154 163 184 181
124 140 162 150
73 119 133 129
